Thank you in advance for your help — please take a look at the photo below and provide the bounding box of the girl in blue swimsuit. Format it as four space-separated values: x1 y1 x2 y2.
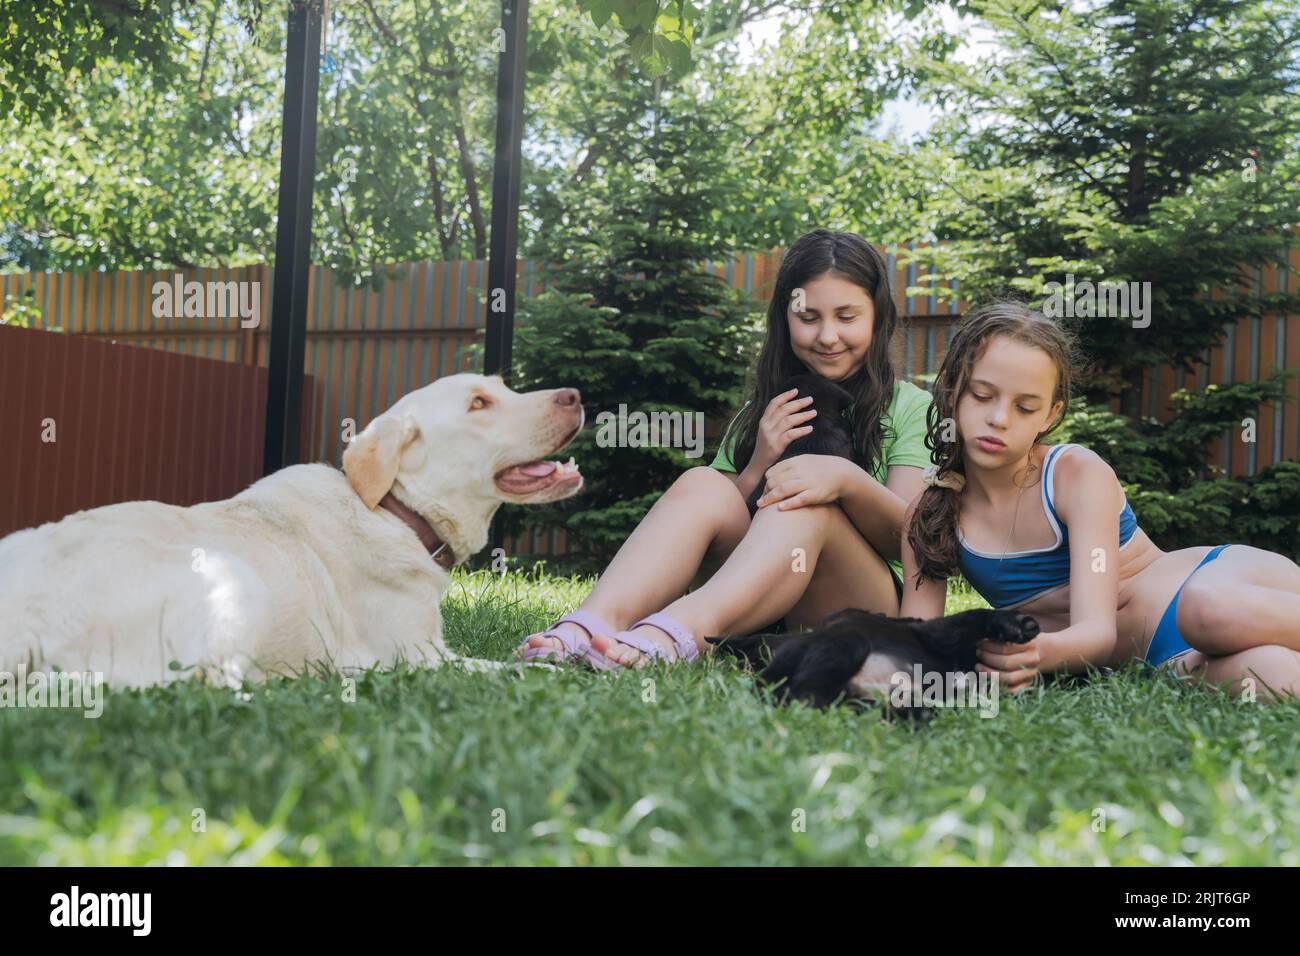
900 301 1300 700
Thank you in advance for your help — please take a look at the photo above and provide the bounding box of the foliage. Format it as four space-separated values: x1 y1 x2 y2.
573 0 692 78
0 0 266 119
487 87 764 563
0 0 282 271
1060 370 1300 558
0 289 41 327
904 0 1300 416
1 0 950 277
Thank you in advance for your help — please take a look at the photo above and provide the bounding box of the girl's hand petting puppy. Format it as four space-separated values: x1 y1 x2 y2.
755 454 854 511
975 637 1042 693
754 387 817 469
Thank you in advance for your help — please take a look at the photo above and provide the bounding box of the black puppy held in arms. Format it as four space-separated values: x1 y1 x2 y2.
745 373 856 517
709 608 1040 712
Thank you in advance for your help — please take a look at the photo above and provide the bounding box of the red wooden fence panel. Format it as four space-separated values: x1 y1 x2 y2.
0 325 318 538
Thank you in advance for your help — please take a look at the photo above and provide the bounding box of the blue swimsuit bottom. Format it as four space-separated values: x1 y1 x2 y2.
1144 544 1234 670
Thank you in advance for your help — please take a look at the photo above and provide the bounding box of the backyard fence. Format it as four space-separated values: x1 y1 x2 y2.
3 245 1297 556
0 324 317 540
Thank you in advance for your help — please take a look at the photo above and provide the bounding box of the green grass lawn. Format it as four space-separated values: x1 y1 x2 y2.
2 565 1297 865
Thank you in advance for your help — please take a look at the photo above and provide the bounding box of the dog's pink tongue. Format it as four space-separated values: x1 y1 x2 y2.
516 461 557 477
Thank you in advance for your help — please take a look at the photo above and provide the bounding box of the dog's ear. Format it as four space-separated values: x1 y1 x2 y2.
342 414 419 509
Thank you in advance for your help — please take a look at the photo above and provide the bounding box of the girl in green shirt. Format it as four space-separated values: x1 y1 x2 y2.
517 229 936 669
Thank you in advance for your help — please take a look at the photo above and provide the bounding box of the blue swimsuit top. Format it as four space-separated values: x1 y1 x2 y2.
956 443 1139 608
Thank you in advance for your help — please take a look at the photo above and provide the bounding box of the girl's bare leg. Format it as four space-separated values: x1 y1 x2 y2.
1176 545 1300 653
592 491 900 667
1144 545 1300 701
1168 645 1300 701
520 467 752 656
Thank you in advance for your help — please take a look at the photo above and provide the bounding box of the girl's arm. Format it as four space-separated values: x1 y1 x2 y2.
837 463 926 565
1034 448 1122 673
899 493 948 620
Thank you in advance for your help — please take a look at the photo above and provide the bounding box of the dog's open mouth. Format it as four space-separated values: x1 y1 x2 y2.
494 456 582 496
495 414 584 497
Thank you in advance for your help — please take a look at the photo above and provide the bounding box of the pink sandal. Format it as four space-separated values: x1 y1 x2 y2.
517 608 615 666
589 611 700 671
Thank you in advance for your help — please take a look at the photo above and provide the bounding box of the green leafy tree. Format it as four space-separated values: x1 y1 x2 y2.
0 0 282 271
695 0 961 247
315 0 500 274
572 0 692 78
0 0 195 119
0 0 509 278
907 0 1300 417
0 0 700 126
1 0 945 277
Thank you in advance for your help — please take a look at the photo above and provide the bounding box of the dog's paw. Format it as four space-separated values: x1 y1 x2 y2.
988 610 1040 644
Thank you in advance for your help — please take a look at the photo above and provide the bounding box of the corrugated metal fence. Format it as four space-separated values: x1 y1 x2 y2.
3 245 1297 554
0 324 317 539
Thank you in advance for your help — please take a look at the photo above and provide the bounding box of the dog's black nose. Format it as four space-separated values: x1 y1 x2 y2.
553 387 581 407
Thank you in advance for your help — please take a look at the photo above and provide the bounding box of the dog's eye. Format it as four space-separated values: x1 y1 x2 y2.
470 395 491 411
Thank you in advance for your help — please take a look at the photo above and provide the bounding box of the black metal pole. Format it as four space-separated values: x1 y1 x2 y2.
485 0 529 558
484 0 528 383
263 0 323 476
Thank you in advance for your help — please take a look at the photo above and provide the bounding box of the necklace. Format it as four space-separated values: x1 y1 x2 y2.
997 451 1040 565
957 446 1043 559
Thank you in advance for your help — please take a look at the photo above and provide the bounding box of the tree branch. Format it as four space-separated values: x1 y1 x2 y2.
440 38 485 258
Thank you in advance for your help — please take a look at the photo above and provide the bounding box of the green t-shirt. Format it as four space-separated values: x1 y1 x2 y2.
709 379 935 581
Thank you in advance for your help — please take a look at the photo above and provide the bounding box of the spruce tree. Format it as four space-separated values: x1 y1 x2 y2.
911 0 1300 417
489 81 762 571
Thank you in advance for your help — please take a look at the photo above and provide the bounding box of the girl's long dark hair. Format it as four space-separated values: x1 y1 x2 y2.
729 229 899 477
907 300 1081 585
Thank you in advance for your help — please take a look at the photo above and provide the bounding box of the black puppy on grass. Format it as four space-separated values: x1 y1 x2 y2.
744 373 856 517
709 607 1040 714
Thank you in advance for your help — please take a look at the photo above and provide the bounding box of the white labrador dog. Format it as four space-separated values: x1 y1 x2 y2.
0 373 584 688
